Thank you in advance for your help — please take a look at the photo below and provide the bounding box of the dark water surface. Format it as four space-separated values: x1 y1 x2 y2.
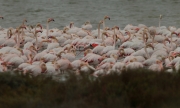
0 0 180 29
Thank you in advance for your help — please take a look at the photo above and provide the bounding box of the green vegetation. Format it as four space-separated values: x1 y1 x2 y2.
0 69 180 108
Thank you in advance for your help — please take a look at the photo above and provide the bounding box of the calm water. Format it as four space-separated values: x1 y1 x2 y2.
0 0 180 29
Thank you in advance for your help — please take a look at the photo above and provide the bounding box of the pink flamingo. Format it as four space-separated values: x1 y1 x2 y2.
46 18 54 39
81 21 92 31
148 60 163 72
57 58 72 74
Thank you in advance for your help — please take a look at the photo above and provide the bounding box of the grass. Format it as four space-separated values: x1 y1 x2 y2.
0 69 180 108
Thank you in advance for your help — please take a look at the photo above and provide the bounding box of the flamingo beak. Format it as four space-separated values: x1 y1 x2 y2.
36 30 42 33
0 16 4 19
135 28 139 31
48 18 55 23
164 38 170 43
172 32 178 35
1 62 6 66
38 24 43 29
115 26 119 30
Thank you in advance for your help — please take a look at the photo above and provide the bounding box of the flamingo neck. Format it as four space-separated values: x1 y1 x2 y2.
152 34 155 46
27 54 33 64
159 62 163 71
113 36 116 49
46 22 49 39
101 33 105 45
170 33 173 48
142 32 148 45
7 29 11 39
34 28 38 49
98 23 101 39
16 30 21 49
144 47 150 59
103 20 105 30
124 32 131 42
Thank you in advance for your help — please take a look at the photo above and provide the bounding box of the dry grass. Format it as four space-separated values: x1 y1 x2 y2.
0 69 180 108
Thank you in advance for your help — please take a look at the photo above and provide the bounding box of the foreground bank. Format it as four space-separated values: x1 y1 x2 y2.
0 69 180 108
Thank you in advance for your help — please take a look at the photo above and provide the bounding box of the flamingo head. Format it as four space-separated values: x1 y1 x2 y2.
125 30 130 35
1 62 7 66
171 31 178 36
164 38 170 43
135 27 140 32
104 27 110 30
0 16 4 19
118 48 125 57
174 52 180 58
113 26 119 30
41 63 47 73
146 43 154 50
149 28 156 35
98 57 103 62
156 60 162 64
84 21 90 25
23 19 27 23
30 45 37 51
40 57 45 61
28 25 34 29
102 32 109 37
80 62 89 67
42 39 51 43
36 23 42 29
84 49 92 56
48 35 56 39
98 55 106 62
70 22 74 28
104 16 110 20
63 27 69 33
19 25 26 30
99 20 103 25
47 18 55 23
35 30 43 34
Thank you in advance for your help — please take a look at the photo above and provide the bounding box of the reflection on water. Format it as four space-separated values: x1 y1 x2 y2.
0 0 180 29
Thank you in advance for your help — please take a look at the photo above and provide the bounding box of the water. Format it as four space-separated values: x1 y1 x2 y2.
0 0 180 29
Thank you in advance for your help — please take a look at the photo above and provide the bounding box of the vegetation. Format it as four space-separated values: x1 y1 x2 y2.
0 69 180 108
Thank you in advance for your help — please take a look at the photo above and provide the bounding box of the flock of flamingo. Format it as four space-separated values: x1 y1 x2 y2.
0 15 180 77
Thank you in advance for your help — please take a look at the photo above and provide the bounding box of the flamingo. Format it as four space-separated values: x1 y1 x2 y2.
81 21 92 31
0 62 8 72
43 53 57 62
81 49 106 67
78 62 95 75
46 61 61 75
58 49 76 62
126 58 144 70
46 18 54 39
23 62 47 76
96 62 114 71
47 36 60 51
148 60 163 72
57 58 72 74
103 15 110 30
111 62 126 73
98 54 118 66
